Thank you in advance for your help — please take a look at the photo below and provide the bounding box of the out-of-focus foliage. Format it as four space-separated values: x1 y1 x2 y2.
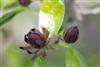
59 42 87 67
0 0 17 9
88 53 100 67
5 44 31 67
65 46 87 67
0 7 25 26
28 54 48 67
39 0 64 34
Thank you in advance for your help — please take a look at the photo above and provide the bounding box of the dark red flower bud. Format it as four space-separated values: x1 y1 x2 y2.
63 26 79 43
24 28 46 48
18 0 31 6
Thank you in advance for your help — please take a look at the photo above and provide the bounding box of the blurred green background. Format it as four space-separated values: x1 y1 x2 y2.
0 0 100 67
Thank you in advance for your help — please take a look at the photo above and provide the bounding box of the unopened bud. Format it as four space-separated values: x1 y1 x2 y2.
63 26 79 43
18 0 31 6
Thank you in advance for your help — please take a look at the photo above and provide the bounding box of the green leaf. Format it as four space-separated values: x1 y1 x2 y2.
0 7 25 26
39 0 65 35
28 54 48 67
65 46 87 67
59 42 87 67
1 0 16 8
5 44 31 67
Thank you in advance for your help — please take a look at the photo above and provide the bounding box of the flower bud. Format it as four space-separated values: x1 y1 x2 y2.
18 0 31 6
63 26 79 43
